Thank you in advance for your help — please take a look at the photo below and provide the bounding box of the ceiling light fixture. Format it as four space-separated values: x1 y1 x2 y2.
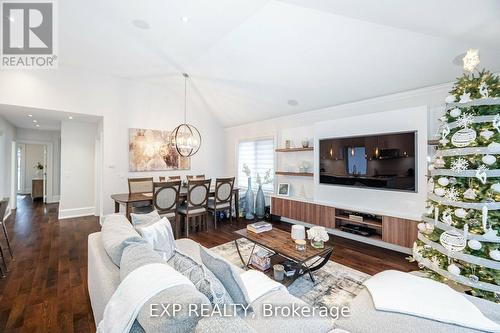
35 124 40 127
33 120 38 123
181 16 189 22
170 73 201 157
28 114 33 117
68 116 73 120
132 19 150 30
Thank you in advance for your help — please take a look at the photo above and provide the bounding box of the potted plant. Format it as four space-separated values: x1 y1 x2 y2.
255 169 273 218
307 226 329 249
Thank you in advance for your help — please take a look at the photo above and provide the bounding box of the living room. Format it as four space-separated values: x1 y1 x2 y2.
0 1 499 332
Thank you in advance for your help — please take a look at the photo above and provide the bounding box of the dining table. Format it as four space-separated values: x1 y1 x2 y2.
111 187 240 221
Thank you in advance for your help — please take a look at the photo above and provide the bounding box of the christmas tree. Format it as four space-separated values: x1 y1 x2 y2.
411 49 500 302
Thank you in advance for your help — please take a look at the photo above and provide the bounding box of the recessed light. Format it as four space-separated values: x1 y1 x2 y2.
28 114 33 117
287 99 298 106
181 16 189 22
32 120 38 123
68 116 73 120
132 19 150 30
35 124 40 127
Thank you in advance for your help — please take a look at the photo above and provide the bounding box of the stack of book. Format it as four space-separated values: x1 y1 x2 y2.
247 221 272 233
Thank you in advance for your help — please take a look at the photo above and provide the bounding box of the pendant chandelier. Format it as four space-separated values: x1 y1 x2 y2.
171 73 202 157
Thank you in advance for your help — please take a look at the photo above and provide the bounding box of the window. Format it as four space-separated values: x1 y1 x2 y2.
237 138 274 193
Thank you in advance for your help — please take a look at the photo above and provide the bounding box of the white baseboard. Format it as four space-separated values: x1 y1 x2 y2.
58 206 95 220
47 195 60 203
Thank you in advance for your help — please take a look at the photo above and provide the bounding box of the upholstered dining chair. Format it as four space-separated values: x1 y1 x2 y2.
153 181 181 238
0 198 13 278
207 177 235 229
128 177 154 214
186 175 205 180
177 179 211 237
159 176 181 182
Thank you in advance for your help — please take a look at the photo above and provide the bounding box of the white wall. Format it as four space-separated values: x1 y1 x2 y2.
225 84 451 220
59 121 97 218
24 144 45 192
0 115 16 214
16 128 61 197
0 66 226 216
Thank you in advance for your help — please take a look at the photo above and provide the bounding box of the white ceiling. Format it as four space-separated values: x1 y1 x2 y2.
59 0 500 127
0 104 101 131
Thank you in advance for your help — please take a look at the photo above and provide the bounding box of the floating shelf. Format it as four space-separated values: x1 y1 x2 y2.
275 171 314 177
275 147 314 152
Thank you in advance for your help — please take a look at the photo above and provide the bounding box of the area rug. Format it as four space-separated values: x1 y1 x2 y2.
210 238 370 309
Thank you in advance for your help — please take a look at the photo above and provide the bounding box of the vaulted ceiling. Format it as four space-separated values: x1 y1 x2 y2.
60 0 500 127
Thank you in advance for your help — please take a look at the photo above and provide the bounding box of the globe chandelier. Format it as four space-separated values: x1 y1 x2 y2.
171 73 202 157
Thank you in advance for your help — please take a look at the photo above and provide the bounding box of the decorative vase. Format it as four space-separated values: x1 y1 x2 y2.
36 169 43 178
245 177 255 220
311 240 325 249
255 185 265 219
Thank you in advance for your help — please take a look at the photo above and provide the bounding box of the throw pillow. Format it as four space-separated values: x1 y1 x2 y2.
120 242 210 333
101 214 144 266
130 210 161 226
199 246 251 309
168 250 234 307
136 217 176 260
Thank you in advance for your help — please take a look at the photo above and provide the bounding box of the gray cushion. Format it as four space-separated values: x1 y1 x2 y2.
120 242 210 333
335 288 500 333
178 204 207 215
208 199 230 209
130 210 161 226
195 316 257 333
168 250 234 307
101 214 144 266
199 246 251 309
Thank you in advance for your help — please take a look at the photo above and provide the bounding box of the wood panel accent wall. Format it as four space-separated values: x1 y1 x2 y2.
382 216 419 248
271 196 418 249
271 197 335 229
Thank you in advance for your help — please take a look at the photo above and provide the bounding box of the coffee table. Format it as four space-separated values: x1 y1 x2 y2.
234 228 333 286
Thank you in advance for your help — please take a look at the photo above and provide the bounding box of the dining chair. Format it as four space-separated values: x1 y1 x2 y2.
153 181 181 238
177 179 211 237
186 174 205 180
159 176 181 182
128 177 154 214
0 198 13 278
207 177 235 229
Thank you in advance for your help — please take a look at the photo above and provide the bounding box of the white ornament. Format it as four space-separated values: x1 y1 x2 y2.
440 229 467 252
439 124 451 145
428 164 435 171
451 128 476 147
438 177 450 186
463 188 477 200
427 178 435 193
482 154 496 166
434 157 445 168
491 183 500 193
483 227 499 242
457 113 474 128
482 205 488 231
434 187 446 197
445 187 459 201
442 211 453 225
475 165 488 184
488 142 500 153
449 108 462 118
479 82 489 98
490 250 500 261
447 263 461 275
439 116 447 122
459 92 472 104
493 115 500 133
454 208 467 219
462 49 480 72
417 223 426 233
468 239 482 250
450 157 469 172
480 129 495 140
445 95 456 103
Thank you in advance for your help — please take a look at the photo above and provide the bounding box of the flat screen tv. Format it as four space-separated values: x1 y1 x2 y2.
319 131 417 192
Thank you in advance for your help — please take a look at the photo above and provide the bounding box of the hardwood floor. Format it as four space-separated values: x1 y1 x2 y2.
0 196 416 333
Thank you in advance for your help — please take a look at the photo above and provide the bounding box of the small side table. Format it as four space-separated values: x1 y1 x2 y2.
32 179 44 200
